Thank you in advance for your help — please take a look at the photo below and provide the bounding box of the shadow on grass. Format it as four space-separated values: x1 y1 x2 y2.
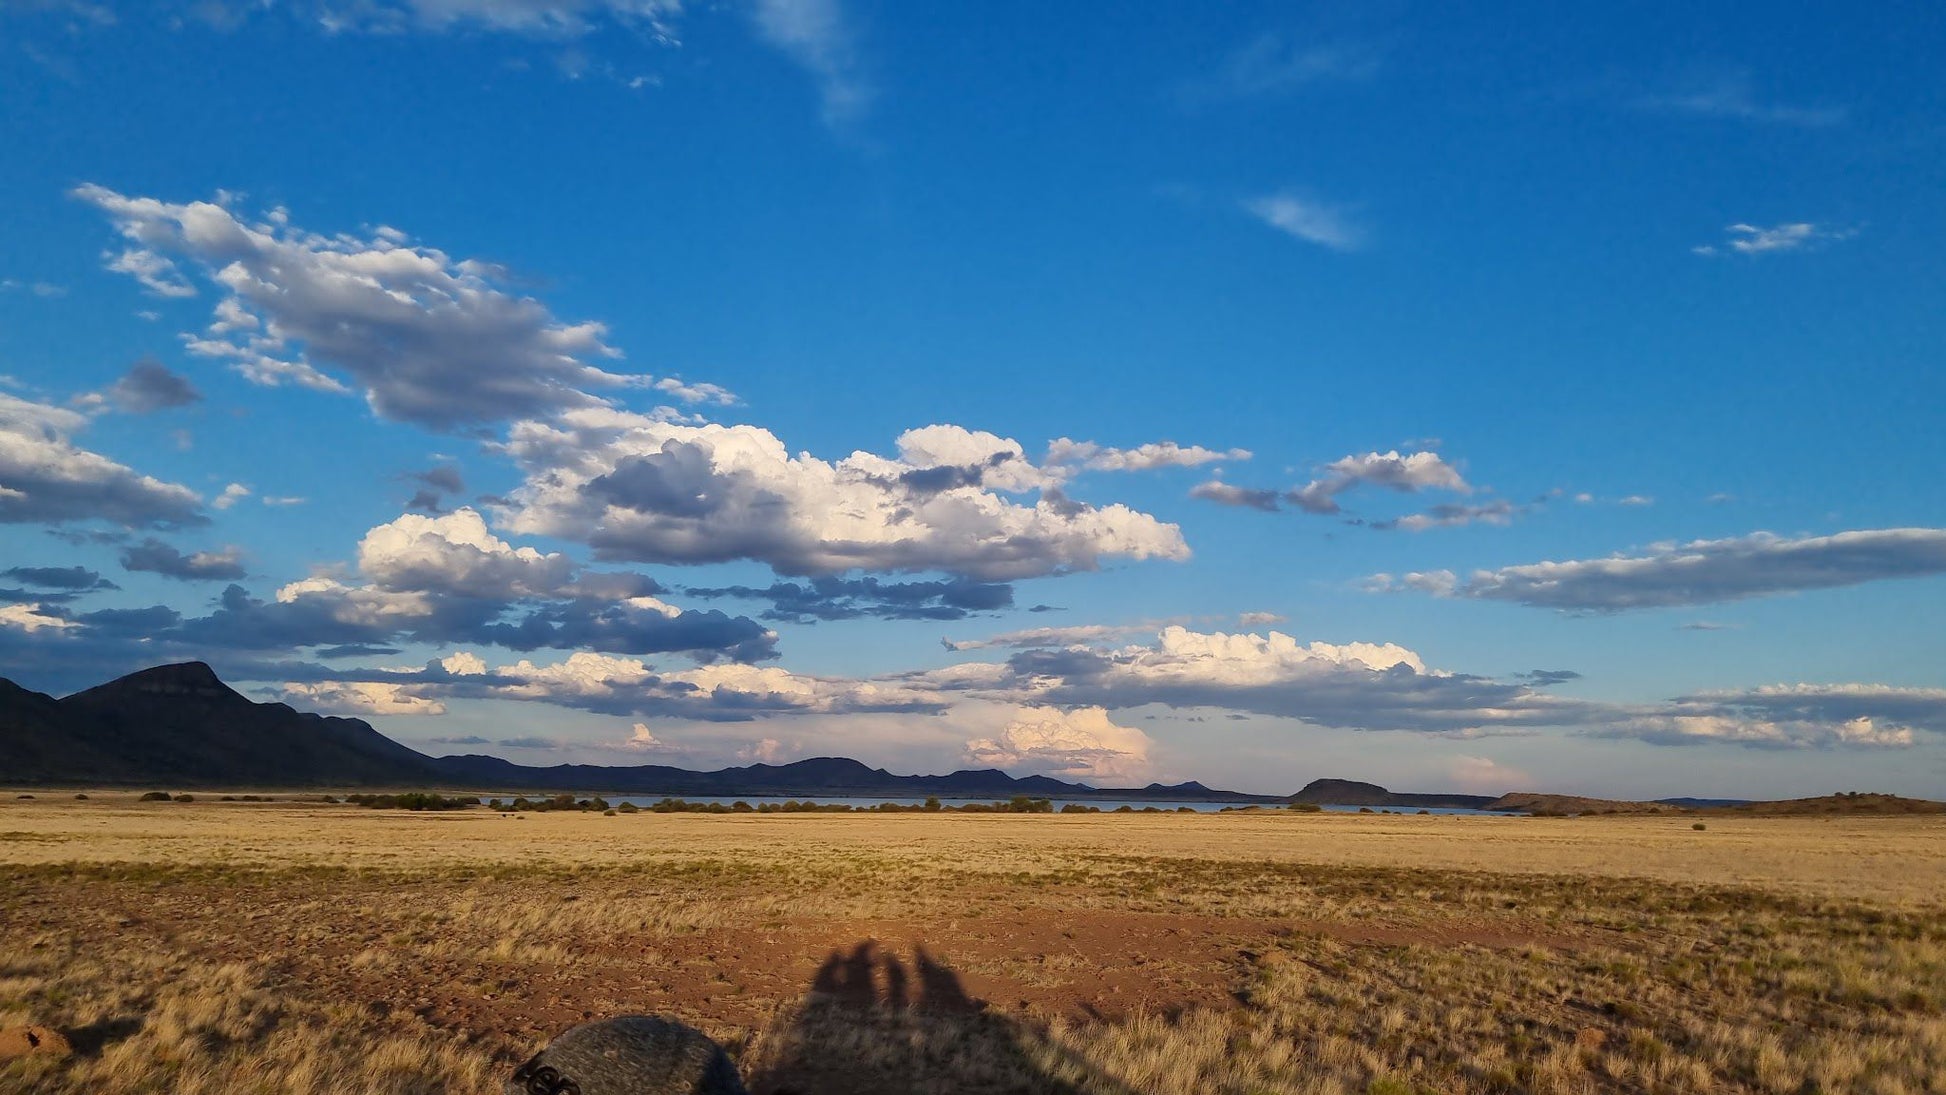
744 940 1139 1095
61 1015 144 1057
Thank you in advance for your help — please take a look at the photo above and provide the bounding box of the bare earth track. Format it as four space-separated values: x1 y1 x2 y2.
3 798 1943 1093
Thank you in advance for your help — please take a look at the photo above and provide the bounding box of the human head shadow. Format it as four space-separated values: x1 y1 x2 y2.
62 1015 145 1057
744 940 1141 1095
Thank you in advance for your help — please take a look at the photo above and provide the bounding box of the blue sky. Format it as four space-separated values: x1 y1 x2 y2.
2 0 1943 798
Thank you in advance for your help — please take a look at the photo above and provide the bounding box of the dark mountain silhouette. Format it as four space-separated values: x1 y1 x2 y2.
2 663 1495 806
1486 790 1942 816
1291 777 1495 810
2 662 441 786
420 753 1284 801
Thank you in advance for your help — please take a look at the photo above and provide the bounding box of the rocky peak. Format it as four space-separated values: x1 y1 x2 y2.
66 661 239 704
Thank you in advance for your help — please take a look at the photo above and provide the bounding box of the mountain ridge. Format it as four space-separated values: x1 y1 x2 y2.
4 662 1492 804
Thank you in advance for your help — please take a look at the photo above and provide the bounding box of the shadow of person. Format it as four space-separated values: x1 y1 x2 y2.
808 938 883 1009
912 946 974 1013
62 1015 144 1057
743 941 1140 1095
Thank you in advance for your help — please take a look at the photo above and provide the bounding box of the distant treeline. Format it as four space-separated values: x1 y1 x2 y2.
346 792 483 811
606 795 1068 814
127 791 1336 816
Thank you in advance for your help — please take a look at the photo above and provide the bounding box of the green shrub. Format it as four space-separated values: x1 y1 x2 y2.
1693 822 1708 831
172 794 194 803
139 791 171 801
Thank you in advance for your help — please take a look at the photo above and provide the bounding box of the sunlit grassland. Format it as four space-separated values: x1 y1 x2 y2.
2 798 1942 1093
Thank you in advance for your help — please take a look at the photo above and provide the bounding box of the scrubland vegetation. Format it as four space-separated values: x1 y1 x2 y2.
2 795 1942 1093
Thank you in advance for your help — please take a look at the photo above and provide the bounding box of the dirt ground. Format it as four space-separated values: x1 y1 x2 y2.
4 797 1943 1093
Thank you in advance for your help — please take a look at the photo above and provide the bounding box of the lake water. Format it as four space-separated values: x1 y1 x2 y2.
490 793 1519 817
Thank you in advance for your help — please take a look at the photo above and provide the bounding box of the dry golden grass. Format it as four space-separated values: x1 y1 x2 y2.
3 795 1943 1093
3 796 1943 900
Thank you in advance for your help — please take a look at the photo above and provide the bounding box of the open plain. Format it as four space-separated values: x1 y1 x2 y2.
3 796 1943 1094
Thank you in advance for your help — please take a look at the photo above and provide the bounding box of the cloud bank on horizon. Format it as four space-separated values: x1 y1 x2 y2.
1 1 1942 799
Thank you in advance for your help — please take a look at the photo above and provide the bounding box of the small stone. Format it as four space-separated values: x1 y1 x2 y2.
0 1025 73 1062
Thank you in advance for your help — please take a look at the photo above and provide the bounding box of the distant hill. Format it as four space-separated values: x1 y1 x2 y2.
1291 778 1496 810
19 664 1923 814
0 663 1279 800
1486 790 1945 817
423 753 1276 801
1714 792 1945 816
1 662 440 786
1485 792 1683 816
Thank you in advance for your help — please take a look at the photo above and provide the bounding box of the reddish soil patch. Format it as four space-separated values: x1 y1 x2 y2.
15 877 1591 1046
0 1024 71 1062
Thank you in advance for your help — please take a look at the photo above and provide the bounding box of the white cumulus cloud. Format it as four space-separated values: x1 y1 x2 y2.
358 507 579 600
279 680 448 716
965 706 1155 784
73 186 721 429
1044 438 1251 473
496 410 1190 580
0 392 204 528
0 603 81 633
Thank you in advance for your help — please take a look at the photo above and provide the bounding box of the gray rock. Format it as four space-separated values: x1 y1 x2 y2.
507 1015 747 1095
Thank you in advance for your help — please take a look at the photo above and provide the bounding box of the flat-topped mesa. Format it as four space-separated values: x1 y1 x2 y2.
1291 777 1499 810
1292 778 1393 804
66 661 238 704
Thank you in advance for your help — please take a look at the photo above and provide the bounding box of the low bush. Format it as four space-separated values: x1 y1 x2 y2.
496 794 611 813
956 796 1055 814
345 792 480 811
